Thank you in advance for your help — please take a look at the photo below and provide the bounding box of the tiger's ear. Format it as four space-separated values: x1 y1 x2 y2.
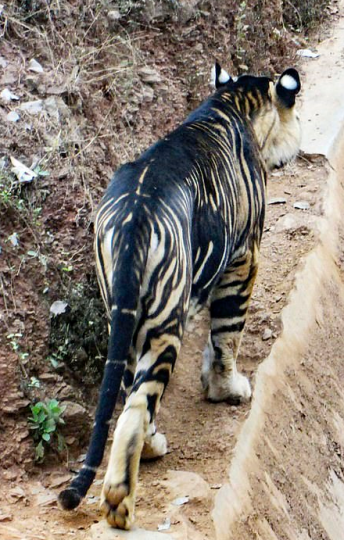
275 68 301 108
210 62 231 89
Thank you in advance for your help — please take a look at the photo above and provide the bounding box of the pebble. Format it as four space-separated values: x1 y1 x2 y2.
293 200 310 210
6 110 20 122
137 66 161 84
0 513 13 522
267 197 287 205
48 474 72 488
262 328 273 341
9 486 26 500
28 58 44 73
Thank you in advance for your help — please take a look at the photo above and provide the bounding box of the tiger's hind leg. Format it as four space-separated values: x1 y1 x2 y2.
201 244 259 403
100 333 182 529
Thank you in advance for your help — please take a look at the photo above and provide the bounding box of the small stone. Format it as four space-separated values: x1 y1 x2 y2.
267 196 287 205
0 513 13 522
86 495 100 505
35 491 57 506
50 300 69 316
1 88 20 102
28 58 44 73
172 496 189 506
8 232 19 247
9 486 26 500
293 200 310 210
297 48 319 59
107 9 121 21
77 453 87 463
0 56 8 68
48 474 72 488
39 373 58 382
3 470 18 481
18 99 43 114
141 85 154 103
137 66 161 84
6 110 20 122
94 479 103 486
275 213 316 234
64 436 76 445
157 517 171 531
262 328 273 341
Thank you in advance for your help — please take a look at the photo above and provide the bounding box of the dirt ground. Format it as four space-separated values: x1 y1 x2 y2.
0 1 341 539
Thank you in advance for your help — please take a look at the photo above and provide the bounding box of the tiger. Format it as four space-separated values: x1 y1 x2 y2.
58 62 301 529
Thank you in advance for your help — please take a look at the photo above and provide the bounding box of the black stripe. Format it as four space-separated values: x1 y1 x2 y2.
212 320 246 335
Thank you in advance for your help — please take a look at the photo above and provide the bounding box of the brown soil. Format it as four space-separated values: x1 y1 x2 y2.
0 1 338 539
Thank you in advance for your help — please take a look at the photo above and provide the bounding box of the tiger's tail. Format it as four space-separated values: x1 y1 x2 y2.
58 230 145 510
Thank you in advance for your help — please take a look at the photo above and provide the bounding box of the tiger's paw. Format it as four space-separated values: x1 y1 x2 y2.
100 482 133 530
141 432 167 460
203 370 252 404
225 372 252 404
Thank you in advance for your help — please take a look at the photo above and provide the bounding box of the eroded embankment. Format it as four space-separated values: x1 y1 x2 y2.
213 19 344 540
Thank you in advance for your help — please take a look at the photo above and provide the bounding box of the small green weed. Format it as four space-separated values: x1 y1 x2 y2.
28 399 66 461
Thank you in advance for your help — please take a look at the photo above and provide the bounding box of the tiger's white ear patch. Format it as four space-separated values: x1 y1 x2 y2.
210 62 231 88
218 67 230 84
279 73 298 90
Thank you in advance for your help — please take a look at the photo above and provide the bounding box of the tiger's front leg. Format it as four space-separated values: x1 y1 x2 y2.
100 335 182 529
201 246 259 403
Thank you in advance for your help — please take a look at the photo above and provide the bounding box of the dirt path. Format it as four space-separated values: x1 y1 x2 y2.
1 7 344 540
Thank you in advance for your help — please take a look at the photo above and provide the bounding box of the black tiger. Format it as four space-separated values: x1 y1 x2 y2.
59 63 301 529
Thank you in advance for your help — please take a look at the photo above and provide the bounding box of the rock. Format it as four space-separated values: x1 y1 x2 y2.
90 521 176 540
158 517 171 531
1 88 19 102
48 474 72 489
10 156 37 183
267 196 287 205
297 48 320 59
137 66 161 84
61 402 91 444
56 383 78 400
0 56 8 68
262 328 273 341
107 9 121 22
108 9 121 20
18 99 43 114
6 110 20 122
9 486 26 501
35 490 57 506
64 436 77 445
162 470 211 505
0 513 13 522
275 213 318 234
39 373 59 382
172 496 189 506
3 470 18 481
28 58 44 73
50 300 69 316
293 200 310 210
140 85 154 103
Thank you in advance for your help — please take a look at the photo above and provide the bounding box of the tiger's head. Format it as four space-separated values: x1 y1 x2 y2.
211 63 301 170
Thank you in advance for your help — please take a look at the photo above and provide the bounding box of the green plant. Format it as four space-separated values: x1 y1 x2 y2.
28 399 66 461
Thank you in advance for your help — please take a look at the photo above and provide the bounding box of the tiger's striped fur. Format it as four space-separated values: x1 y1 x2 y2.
59 65 301 528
